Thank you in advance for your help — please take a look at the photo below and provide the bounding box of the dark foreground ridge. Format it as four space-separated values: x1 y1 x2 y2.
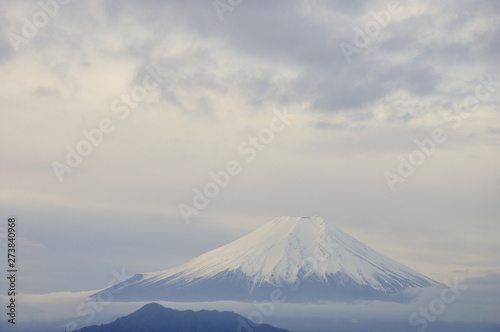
76 302 289 332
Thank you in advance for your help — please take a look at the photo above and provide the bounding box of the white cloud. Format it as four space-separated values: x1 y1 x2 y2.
0 2 498 326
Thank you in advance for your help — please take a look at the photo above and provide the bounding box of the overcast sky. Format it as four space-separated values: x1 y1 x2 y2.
0 0 499 302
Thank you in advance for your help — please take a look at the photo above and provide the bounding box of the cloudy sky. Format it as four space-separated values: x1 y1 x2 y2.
0 0 499 311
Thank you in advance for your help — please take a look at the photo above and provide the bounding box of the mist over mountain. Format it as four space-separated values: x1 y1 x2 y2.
93 216 438 302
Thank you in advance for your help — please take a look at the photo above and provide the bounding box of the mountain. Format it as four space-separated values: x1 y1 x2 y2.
76 302 288 332
93 216 438 302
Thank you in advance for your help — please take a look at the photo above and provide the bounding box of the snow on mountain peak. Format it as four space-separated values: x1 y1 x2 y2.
150 216 433 289
95 216 438 302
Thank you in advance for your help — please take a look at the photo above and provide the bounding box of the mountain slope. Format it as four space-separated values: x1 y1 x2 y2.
77 302 289 332
94 216 438 302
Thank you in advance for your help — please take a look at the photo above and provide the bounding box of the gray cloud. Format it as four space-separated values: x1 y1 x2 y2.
0 2 498 328
3 274 498 332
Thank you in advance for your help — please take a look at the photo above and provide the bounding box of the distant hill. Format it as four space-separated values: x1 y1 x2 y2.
76 302 289 332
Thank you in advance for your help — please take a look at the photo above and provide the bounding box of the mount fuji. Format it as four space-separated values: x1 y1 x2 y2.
94 216 438 302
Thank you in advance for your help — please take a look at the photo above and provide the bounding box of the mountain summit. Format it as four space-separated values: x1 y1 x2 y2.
94 216 438 302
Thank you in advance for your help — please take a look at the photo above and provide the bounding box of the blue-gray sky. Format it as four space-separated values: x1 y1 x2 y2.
0 0 499 301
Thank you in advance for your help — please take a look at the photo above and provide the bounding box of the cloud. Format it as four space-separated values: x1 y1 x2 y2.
3 273 498 332
0 0 498 313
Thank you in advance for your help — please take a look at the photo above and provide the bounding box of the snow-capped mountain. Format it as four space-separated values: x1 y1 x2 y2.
94 216 438 302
